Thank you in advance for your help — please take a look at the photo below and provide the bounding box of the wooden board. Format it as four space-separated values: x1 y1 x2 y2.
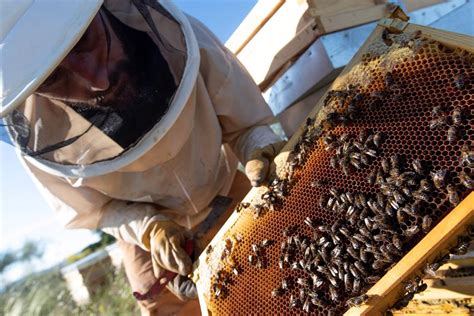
225 0 284 54
236 0 314 87
402 0 446 12
308 0 383 16
316 4 391 34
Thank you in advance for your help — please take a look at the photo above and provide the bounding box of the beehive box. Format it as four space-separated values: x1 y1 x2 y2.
227 0 392 90
194 15 474 316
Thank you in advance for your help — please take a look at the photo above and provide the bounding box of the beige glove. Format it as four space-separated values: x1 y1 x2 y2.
244 141 286 186
142 220 192 276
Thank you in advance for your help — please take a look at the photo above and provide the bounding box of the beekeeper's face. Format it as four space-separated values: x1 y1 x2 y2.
35 9 140 110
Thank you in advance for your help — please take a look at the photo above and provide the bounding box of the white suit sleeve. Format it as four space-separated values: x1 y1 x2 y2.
189 16 282 164
20 157 166 249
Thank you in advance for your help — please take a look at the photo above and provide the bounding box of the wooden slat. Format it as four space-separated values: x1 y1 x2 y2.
344 193 474 315
236 0 313 87
316 4 390 34
402 0 446 12
258 19 322 90
403 23 474 51
308 0 382 15
225 0 284 54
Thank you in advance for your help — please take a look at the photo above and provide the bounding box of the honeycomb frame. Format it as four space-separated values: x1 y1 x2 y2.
194 22 474 316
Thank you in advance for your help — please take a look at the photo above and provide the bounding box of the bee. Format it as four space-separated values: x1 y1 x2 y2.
429 116 447 129
213 282 223 298
374 234 388 242
281 277 292 290
460 171 473 189
431 169 447 191
255 258 265 269
344 273 353 292
248 254 257 265
460 144 474 167
432 105 444 116
404 225 420 237
232 267 240 275
454 72 466 89
329 286 341 302
311 274 324 288
380 158 391 174
290 261 300 270
235 202 250 213
392 292 415 309
304 217 317 230
419 179 432 192
385 72 396 87
373 132 384 147
447 126 457 143
349 263 361 279
390 154 400 169
251 243 262 255
311 179 328 188
358 129 369 143
372 260 387 270
365 148 378 158
446 184 460 206
346 246 359 261
331 245 343 258
289 295 300 309
354 261 368 276
353 278 361 294
452 236 470 255
283 225 298 237
206 245 213 255
260 239 274 249
301 296 311 313
346 294 369 307
423 262 441 277
452 107 462 125
298 288 308 305
350 157 363 170
271 287 284 297
327 273 340 289
368 168 378 185
382 29 393 46
412 159 426 176
330 156 338 168
404 276 427 294
393 235 403 251
393 190 406 205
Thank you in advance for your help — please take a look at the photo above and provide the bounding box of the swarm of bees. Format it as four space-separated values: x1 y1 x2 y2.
248 239 274 269
324 130 383 176
210 234 243 299
430 105 465 143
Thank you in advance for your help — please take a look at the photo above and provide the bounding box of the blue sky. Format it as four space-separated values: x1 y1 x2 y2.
0 0 257 283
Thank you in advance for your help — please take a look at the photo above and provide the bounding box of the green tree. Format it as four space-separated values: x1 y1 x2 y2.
0 240 44 274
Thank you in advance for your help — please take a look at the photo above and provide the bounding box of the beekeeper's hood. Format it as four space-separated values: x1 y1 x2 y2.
1 0 200 178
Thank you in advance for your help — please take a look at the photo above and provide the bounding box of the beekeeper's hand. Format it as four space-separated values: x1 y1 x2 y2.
142 220 192 276
245 141 286 186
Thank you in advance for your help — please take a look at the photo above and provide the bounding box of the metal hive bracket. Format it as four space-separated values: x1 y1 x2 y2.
378 5 409 33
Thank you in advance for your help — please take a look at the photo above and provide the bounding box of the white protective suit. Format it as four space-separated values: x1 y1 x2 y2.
10 0 281 252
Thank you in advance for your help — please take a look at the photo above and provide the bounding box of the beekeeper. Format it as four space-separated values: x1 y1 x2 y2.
1 0 284 314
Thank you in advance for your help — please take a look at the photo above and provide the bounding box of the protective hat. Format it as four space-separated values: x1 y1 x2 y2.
2 0 201 179
0 0 103 118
